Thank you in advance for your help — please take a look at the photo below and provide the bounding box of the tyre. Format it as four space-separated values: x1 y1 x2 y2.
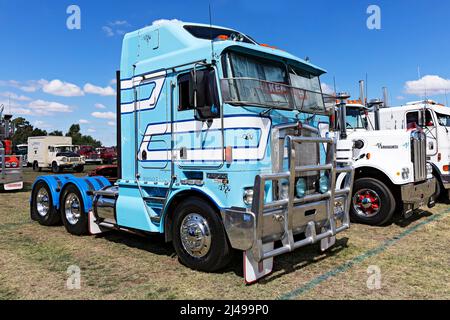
172 197 232 272
33 161 41 172
350 177 396 226
433 174 443 200
74 165 84 173
60 185 89 236
52 162 61 173
31 181 61 226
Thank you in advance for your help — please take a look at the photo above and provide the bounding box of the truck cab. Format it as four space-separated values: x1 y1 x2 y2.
30 20 354 283
376 100 450 199
335 99 435 225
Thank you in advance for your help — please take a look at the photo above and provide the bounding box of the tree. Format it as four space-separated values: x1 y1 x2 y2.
49 130 63 136
11 117 34 145
66 124 102 147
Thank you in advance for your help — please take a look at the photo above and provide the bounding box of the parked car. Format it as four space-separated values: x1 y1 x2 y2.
78 145 102 165
97 147 117 164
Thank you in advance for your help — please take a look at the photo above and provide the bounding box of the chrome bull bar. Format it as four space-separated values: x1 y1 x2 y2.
247 135 354 262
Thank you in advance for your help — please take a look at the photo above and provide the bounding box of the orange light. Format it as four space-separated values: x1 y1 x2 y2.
225 146 233 164
396 172 401 176
366 153 371 160
260 43 277 49
216 35 229 41
444 165 449 172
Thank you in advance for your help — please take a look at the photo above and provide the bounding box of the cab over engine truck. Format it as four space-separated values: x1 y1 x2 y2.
0 106 23 191
30 21 354 283
331 82 435 226
375 100 450 200
28 136 85 173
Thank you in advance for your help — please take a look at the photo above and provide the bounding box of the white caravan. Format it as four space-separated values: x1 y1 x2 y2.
375 100 450 198
28 136 85 173
328 94 436 226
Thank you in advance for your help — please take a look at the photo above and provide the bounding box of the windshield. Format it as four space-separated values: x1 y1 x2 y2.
55 146 77 153
436 112 450 127
221 52 328 114
346 108 368 129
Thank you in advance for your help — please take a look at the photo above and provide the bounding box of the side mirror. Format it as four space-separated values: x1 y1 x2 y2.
189 69 207 108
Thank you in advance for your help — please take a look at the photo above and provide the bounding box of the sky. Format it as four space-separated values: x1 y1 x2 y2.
1 0 450 146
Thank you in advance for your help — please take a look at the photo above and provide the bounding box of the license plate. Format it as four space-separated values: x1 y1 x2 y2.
4 182 23 191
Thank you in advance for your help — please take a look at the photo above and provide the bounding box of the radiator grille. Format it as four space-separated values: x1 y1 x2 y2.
411 130 427 182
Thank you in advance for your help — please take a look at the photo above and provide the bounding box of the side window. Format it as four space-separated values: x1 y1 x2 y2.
425 110 434 127
406 111 419 129
178 73 191 111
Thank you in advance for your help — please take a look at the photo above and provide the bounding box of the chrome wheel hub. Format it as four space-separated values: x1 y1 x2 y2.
65 194 81 225
353 189 381 218
36 188 50 217
180 213 211 258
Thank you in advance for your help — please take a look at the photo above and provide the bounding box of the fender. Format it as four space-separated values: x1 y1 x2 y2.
60 176 111 213
31 174 75 209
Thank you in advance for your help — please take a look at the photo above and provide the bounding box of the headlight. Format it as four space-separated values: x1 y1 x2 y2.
243 188 254 206
318 175 329 194
61 157 68 162
5 162 11 168
426 163 433 176
296 178 306 198
11 162 18 168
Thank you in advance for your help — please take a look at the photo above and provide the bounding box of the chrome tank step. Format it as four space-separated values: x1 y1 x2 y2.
93 186 119 225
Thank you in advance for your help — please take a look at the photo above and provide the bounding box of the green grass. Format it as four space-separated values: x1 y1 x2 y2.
0 167 449 300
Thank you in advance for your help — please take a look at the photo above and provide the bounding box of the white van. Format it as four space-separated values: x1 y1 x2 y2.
28 136 85 173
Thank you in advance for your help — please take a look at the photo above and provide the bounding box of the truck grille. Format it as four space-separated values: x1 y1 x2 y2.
411 130 427 182
69 157 80 162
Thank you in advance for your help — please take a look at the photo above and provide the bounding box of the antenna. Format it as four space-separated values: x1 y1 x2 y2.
209 4 215 63
333 76 337 95
365 73 368 104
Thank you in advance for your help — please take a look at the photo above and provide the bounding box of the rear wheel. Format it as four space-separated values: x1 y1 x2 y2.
60 185 88 235
350 177 396 226
31 182 61 226
74 165 84 173
172 198 232 272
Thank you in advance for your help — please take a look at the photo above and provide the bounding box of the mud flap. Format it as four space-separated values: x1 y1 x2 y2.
88 211 104 235
244 243 274 284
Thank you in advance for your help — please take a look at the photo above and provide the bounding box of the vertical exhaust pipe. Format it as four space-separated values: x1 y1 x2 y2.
383 87 389 108
336 92 350 139
359 80 366 106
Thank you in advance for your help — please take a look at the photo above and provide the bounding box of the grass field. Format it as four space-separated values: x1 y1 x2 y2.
0 167 449 300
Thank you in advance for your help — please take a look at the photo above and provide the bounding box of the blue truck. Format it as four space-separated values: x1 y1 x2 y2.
30 20 354 283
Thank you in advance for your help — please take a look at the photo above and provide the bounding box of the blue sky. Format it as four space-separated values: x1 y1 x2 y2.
1 0 449 146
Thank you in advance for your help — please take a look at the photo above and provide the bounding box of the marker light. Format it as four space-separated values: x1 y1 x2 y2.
318 176 329 194
366 153 371 160
243 188 254 206
216 35 229 41
296 178 306 198
260 44 277 49
225 146 233 164
443 165 449 172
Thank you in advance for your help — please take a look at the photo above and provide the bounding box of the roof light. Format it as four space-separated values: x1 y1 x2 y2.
260 43 277 49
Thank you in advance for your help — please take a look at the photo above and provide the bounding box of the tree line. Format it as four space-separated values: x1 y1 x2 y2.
11 117 102 147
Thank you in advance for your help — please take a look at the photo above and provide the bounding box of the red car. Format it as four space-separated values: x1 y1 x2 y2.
78 145 102 165
97 147 117 164
88 165 118 183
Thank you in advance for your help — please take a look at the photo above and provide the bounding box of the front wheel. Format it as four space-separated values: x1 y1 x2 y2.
52 162 61 173
172 198 232 272
33 161 41 172
60 185 89 236
350 177 396 226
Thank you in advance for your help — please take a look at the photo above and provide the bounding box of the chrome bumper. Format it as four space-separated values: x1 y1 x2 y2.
223 136 354 262
400 178 436 213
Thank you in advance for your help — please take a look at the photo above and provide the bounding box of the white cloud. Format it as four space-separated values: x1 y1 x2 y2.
111 20 129 26
396 96 406 100
107 121 116 126
0 91 31 101
405 75 450 96
12 108 33 115
151 19 182 27
84 83 115 96
33 120 52 128
79 119 90 124
28 100 73 115
95 103 107 109
87 128 96 133
321 83 335 95
42 79 84 97
0 79 45 93
91 111 116 120
102 26 115 37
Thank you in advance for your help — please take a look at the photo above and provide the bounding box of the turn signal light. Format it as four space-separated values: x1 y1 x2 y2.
366 153 371 160
216 35 229 41
443 165 449 172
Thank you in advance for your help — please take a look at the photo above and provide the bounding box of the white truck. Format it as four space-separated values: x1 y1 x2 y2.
375 100 450 199
327 87 436 226
28 136 85 173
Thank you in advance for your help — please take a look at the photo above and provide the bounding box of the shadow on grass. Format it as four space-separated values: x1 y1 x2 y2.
392 209 433 228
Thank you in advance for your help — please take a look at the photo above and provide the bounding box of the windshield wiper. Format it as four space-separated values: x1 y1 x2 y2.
260 107 275 116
